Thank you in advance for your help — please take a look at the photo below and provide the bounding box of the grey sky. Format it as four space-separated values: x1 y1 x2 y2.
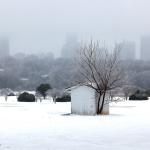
0 0 150 57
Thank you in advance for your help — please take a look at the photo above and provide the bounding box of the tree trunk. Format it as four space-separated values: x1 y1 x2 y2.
5 96 7 102
97 94 101 114
53 97 56 103
99 92 106 114
44 95 46 99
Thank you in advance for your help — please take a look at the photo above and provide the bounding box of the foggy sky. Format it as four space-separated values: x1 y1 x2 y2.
0 0 150 57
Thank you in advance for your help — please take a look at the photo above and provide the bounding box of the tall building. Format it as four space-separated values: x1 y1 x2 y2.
0 37 10 57
61 35 80 58
119 41 136 60
141 36 150 60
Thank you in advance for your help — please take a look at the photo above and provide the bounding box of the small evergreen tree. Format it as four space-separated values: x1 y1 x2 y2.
36 83 52 99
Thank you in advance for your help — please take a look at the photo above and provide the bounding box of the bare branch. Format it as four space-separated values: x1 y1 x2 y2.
76 40 124 114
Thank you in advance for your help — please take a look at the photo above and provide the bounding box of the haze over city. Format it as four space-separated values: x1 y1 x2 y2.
0 0 150 57
1 1 150 150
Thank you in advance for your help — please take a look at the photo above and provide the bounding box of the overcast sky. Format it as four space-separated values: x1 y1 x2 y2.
0 0 150 57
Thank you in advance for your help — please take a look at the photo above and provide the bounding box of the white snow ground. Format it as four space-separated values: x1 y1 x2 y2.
0 96 150 150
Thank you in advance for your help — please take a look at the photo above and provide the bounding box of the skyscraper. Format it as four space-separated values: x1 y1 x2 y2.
0 37 10 57
61 35 80 58
119 41 136 60
141 36 150 60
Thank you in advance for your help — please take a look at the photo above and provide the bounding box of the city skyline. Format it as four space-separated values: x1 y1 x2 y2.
0 0 150 57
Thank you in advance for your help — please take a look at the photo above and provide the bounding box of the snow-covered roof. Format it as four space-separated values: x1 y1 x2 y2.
66 83 96 91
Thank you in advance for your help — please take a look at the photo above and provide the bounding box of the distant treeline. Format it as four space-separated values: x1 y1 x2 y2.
0 53 150 91
0 53 78 91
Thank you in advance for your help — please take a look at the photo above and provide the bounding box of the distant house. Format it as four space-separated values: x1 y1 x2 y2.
67 85 109 115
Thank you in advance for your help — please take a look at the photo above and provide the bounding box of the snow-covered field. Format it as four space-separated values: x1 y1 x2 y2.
0 97 150 150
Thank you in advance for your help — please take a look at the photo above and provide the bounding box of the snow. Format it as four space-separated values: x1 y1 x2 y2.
0 97 150 150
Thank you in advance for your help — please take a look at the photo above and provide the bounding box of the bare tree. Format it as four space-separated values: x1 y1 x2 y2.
48 88 63 103
122 85 137 100
121 73 138 100
77 40 123 114
0 88 12 101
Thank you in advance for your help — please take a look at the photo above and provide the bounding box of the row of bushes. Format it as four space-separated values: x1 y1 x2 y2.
7 89 150 101
18 92 71 102
56 95 71 102
129 90 149 100
129 94 148 100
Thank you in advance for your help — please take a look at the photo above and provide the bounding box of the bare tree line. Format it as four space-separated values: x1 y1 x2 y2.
0 44 149 97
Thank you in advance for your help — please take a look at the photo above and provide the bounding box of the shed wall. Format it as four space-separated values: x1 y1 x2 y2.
71 86 97 115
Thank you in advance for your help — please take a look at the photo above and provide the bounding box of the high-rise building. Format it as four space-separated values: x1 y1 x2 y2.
0 37 10 57
61 35 80 58
141 36 150 60
119 41 136 60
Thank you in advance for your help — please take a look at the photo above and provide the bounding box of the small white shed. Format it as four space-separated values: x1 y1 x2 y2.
69 85 109 115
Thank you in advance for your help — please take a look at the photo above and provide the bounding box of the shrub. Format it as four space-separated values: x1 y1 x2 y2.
129 94 148 100
7 92 15 96
56 94 71 102
18 92 35 102
144 89 150 97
